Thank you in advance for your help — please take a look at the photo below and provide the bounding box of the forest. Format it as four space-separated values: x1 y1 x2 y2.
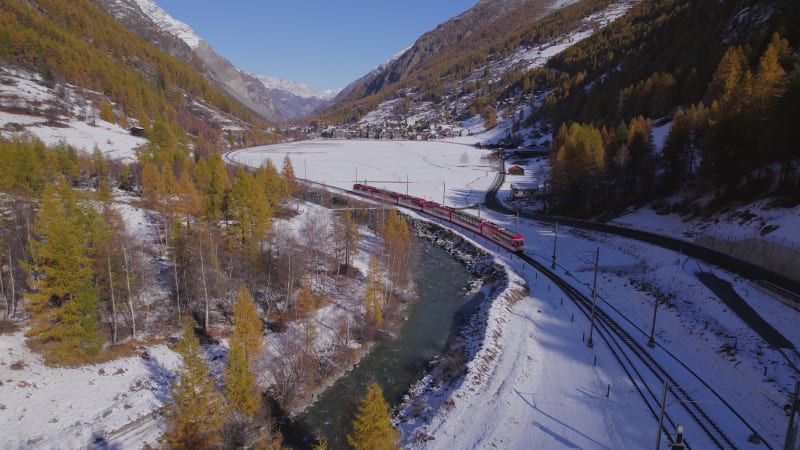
0 134 416 447
539 0 800 214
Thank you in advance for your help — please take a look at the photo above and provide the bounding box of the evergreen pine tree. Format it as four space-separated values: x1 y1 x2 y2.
312 437 329 450
229 168 272 248
140 161 162 209
347 381 400 450
98 100 115 124
164 325 225 449
381 209 410 288
280 154 297 197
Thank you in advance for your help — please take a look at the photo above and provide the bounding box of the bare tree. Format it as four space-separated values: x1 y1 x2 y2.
121 243 136 340
299 210 331 291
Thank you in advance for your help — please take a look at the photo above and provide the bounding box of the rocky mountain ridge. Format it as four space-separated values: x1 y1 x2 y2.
97 0 335 120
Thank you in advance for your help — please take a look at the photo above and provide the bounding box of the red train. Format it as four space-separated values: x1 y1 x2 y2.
352 184 525 252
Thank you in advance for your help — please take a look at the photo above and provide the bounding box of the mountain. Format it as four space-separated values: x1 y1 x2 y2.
0 0 259 149
98 0 335 120
331 0 573 107
318 0 798 213
256 76 340 119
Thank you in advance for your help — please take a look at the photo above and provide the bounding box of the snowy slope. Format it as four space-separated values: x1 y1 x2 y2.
0 66 146 161
129 0 201 49
1 134 796 448
0 332 181 450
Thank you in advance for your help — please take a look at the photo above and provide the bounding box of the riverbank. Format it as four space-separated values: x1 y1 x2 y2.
399 218 529 446
278 213 525 449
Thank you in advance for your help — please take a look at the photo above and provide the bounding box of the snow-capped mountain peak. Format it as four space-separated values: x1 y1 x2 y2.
256 75 340 100
130 0 201 49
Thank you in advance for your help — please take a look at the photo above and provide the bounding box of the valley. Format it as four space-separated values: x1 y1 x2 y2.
1 0 799 448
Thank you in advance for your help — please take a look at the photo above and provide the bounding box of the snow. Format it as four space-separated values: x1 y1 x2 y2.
0 66 147 161
610 202 800 250
226 138 799 449
1 133 797 447
505 1 635 72
225 139 497 207
1 116 145 162
130 0 202 49
0 332 180 450
652 120 672 152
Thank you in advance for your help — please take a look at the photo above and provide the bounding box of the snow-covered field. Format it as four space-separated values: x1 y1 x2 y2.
0 333 180 449
225 139 497 207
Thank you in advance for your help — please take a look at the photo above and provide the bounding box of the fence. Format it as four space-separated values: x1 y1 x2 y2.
696 234 800 283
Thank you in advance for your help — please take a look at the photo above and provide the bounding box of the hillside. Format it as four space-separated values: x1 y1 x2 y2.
0 0 272 152
321 0 628 123
333 0 568 103
319 0 799 217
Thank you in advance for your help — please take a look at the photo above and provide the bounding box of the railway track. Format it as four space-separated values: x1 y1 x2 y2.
518 250 768 449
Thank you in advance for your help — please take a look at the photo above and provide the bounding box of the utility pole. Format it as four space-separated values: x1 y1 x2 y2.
406 175 409 195
786 380 800 450
551 222 559 269
442 181 446 205
655 381 669 450
648 294 659 348
587 247 599 348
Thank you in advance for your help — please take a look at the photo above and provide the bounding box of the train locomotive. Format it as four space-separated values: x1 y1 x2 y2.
352 183 525 252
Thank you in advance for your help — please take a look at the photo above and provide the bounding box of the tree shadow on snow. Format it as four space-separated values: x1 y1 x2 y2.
88 431 123 450
514 388 611 450
142 351 175 405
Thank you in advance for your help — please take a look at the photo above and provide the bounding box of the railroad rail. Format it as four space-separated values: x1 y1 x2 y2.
517 250 768 449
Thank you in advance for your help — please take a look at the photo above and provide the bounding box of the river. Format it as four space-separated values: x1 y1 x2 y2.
283 238 475 449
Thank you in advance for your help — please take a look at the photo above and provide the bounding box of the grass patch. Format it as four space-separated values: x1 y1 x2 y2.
27 336 168 368
10 360 26 370
0 320 22 335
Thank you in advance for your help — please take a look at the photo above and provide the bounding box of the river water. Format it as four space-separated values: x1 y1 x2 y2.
283 238 474 449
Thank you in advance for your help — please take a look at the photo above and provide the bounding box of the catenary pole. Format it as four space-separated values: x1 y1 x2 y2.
551 222 558 269
587 247 599 348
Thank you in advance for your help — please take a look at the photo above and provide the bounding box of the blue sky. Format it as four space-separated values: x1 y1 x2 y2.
156 1 478 92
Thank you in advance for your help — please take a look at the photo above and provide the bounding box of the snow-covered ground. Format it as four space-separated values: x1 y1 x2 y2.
0 333 180 449
228 137 799 449
1 133 797 448
0 66 146 161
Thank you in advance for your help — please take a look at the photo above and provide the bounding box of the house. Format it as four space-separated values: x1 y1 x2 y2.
507 165 525 176
509 182 539 199
129 126 146 137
